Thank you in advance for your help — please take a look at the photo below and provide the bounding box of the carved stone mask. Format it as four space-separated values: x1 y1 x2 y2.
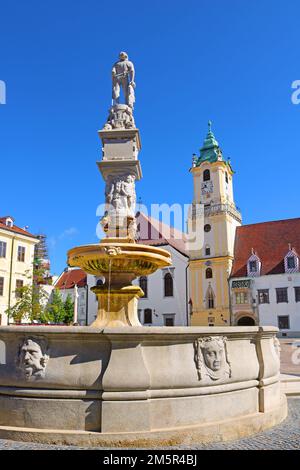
17 338 49 380
202 341 224 371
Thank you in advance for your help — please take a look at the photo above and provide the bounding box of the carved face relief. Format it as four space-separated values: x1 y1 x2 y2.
202 341 224 371
194 336 231 381
17 338 49 381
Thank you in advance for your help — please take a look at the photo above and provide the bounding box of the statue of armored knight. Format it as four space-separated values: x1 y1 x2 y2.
112 51 136 109
103 52 136 130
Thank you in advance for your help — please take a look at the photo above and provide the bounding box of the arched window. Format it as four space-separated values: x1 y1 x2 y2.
164 273 173 297
144 309 152 324
206 268 213 279
208 296 214 309
225 172 228 184
203 169 210 181
139 276 148 298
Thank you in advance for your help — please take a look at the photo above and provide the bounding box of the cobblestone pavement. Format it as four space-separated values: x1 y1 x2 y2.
0 398 299 450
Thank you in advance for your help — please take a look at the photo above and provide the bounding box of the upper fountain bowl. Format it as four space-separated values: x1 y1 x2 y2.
67 241 172 278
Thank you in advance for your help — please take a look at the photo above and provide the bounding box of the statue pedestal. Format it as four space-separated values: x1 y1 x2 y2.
91 285 144 327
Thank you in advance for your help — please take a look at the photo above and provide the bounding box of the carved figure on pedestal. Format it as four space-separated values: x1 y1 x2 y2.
112 52 135 109
194 336 231 381
102 52 136 130
16 337 49 381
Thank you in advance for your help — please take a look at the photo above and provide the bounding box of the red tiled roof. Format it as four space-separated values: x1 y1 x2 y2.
136 212 188 257
0 217 38 239
231 217 300 278
55 269 87 289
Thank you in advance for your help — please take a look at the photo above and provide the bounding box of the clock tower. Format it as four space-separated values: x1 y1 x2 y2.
188 122 242 326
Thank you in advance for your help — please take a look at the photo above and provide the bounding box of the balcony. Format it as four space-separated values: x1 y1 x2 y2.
191 203 242 223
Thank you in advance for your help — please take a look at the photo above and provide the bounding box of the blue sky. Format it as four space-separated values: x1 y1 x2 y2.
1 0 299 275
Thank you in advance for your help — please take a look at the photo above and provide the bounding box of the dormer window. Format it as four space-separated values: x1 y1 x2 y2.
247 251 261 277
249 261 257 272
5 217 14 228
287 257 296 269
284 245 299 273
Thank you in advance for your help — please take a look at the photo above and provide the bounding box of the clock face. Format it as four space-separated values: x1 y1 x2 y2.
201 181 213 194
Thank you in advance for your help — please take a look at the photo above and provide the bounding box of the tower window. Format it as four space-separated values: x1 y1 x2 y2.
204 224 211 233
208 297 214 309
205 246 211 256
225 172 228 184
206 268 213 279
203 169 210 181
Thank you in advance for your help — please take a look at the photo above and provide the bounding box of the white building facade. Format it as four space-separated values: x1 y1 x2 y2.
230 218 300 337
134 244 189 326
133 213 189 326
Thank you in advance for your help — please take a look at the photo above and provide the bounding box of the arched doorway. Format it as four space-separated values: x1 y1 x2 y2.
237 316 255 326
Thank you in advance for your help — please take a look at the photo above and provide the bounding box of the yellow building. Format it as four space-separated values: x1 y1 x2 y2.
0 216 39 325
188 122 242 326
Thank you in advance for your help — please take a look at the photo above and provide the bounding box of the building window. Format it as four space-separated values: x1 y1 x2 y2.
205 245 211 256
139 276 148 298
0 242 7 258
208 297 214 309
278 316 290 330
206 268 213 279
17 246 26 262
164 315 175 326
258 289 269 304
295 287 300 303
0 277 3 296
15 280 24 298
203 169 210 181
164 273 173 297
249 261 257 273
235 292 248 304
287 256 296 269
276 288 288 303
144 309 152 324
204 224 211 233
225 172 228 184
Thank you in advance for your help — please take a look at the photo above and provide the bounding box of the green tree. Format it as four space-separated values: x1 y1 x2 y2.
45 288 66 324
6 272 49 324
63 295 74 325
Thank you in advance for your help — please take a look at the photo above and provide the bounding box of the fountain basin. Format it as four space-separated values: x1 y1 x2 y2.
0 326 287 446
68 241 172 279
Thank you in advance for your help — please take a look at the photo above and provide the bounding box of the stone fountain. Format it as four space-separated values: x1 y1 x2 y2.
0 52 287 446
